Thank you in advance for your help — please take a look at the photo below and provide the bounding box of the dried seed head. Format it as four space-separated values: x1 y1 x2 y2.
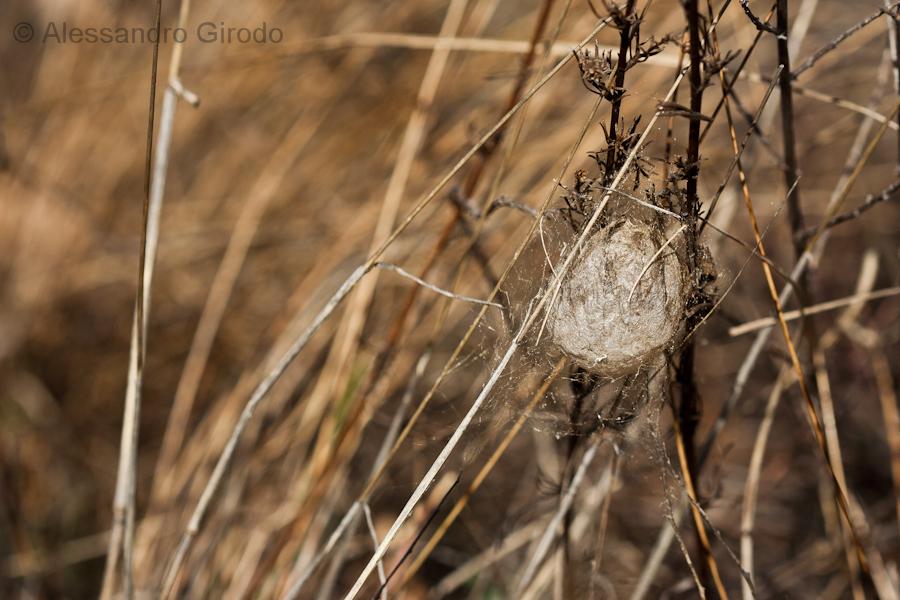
546 218 688 377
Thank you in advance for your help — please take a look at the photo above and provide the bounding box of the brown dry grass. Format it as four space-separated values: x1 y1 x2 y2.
1 0 899 598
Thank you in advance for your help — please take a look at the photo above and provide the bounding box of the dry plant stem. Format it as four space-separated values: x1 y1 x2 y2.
684 0 703 215
663 35 688 183
592 448 620 573
679 0 717 594
806 98 900 249
136 54 193 500
671 405 730 600
799 180 900 241
101 1 163 598
698 65 783 239
729 286 900 336
739 0 778 33
361 503 387 600
699 5 775 147
871 348 900 537
603 0 637 182
139 0 196 502
342 56 690 600
792 2 899 78
776 0 804 257
375 262 503 307
629 497 687 600
160 22 612 597
740 368 790 600
516 440 603 594
252 32 682 68
398 359 567 589
888 0 900 164
434 522 543 597
740 71 899 130
813 347 866 600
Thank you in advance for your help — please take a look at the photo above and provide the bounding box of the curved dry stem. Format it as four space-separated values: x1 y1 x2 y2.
740 368 790 600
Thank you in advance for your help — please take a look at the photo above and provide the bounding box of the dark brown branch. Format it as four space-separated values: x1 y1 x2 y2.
890 1 900 171
680 0 726 597
604 0 638 183
776 0 804 258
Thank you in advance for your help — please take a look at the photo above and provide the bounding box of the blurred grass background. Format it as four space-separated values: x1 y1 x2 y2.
1 0 899 597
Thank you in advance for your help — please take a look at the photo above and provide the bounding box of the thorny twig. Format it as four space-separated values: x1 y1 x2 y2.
738 0 779 35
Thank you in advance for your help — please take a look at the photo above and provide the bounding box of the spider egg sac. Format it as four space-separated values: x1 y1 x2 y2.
546 218 689 377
